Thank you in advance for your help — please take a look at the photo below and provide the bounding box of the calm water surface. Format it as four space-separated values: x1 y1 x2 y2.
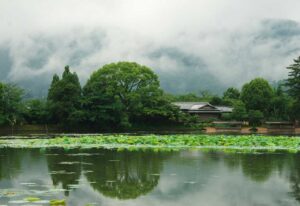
1 148 300 206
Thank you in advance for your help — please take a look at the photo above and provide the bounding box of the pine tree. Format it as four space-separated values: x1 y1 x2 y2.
47 74 60 101
47 66 82 126
286 56 300 101
286 56 300 121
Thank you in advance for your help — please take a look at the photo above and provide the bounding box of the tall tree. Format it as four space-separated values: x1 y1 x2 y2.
285 56 300 120
0 83 24 126
83 62 179 128
269 85 291 121
23 99 48 124
241 78 274 116
47 74 60 102
170 93 202 102
223 87 240 100
286 56 300 100
47 66 82 126
231 101 248 121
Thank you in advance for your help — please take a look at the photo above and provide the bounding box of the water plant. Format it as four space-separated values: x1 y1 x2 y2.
0 135 300 151
24 196 41 202
50 199 66 206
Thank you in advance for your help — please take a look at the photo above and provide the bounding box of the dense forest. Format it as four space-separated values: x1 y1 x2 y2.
0 57 300 130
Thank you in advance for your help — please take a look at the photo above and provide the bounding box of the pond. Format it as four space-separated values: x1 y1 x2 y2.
1 148 300 205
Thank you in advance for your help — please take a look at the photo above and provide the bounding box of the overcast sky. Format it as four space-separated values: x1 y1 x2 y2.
1 0 300 95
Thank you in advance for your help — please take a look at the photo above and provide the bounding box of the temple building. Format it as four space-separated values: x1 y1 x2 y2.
173 102 233 120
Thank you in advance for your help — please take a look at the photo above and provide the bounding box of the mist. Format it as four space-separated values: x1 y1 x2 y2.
0 0 300 97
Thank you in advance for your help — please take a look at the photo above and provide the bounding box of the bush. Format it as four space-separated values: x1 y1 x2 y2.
248 110 264 127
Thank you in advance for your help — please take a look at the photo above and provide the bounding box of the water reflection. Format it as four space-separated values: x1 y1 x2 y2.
240 154 277 182
1 148 300 205
0 148 22 180
44 148 169 200
211 151 300 204
220 152 287 182
82 149 164 199
46 149 82 196
287 153 300 202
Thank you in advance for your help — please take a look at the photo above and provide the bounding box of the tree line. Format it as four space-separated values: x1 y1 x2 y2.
0 62 185 130
0 57 300 130
171 56 300 126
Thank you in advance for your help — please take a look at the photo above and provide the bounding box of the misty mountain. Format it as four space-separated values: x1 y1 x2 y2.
0 19 300 97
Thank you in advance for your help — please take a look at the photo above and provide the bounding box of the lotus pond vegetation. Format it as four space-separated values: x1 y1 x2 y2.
1 134 300 151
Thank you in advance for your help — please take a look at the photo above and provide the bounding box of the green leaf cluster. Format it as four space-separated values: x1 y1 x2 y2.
82 62 180 129
47 65 82 126
2 135 300 151
0 83 24 126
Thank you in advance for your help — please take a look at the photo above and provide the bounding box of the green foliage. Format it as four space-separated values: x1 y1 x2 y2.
199 90 214 99
269 85 291 121
50 199 66 206
1 58 299 128
248 110 264 127
83 62 180 129
3 135 300 151
170 93 203 102
286 56 300 100
231 101 248 121
220 113 232 121
0 83 24 126
24 197 41 202
176 113 206 129
23 99 48 124
241 78 274 116
208 95 233 106
209 96 223 106
223 87 240 100
285 56 300 120
47 66 82 126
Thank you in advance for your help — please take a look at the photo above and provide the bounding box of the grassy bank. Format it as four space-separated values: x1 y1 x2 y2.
0 135 300 150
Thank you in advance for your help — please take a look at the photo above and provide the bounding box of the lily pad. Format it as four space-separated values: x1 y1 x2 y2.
50 199 66 206
24 196 41 202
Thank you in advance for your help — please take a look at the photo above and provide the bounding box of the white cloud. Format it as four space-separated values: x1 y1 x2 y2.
0 0 300 95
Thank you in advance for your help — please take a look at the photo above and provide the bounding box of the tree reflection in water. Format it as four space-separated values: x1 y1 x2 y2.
0 148 22 180
287 153 300 202
44 148 168 199
46 148 82 196
216 150 300 203
82 149 166 199
240 154 277 182
220 151 286 182
4 147 300 203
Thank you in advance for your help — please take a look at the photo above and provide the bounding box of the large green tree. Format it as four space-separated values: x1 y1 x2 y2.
241 78 274 116
231 101 248 121
269 86 291 121
223 87 240 100
23 99 48 124
286 56 300 100
47 66 82 126
0 83 24 126
285 56 300 120
83 62 179 128
169 93 202 102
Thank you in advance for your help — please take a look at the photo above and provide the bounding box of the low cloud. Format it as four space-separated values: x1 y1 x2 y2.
0 1 300 96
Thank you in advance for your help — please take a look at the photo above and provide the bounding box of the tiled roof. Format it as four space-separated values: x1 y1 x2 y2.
173 102 233 113
173 102 211 110
216 106 233 113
